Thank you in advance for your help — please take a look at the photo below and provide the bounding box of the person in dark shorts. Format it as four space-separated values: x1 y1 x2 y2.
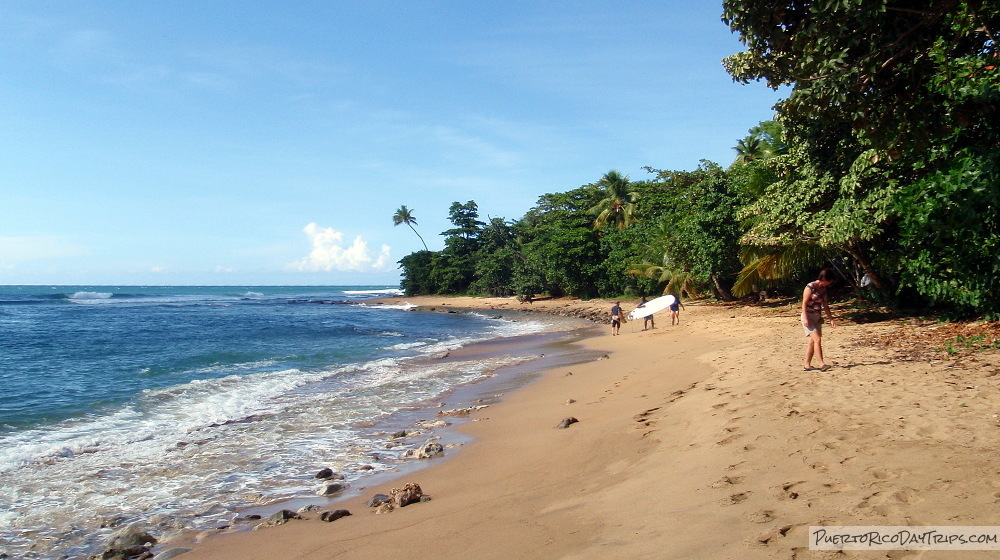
638 296 655 330
610 301 622 336
670 295 685 325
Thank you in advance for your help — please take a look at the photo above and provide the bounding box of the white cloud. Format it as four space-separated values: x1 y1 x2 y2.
288 223 392 273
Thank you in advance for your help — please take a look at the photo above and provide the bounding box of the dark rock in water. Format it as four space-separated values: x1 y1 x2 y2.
106 525 158 551
367 493 391 507
100 515 128 529
390 483 423 507
123 546 151 558
152 548 193 560
266 509 301 526
555 417 579 429
388 430 407 440
315 467 334 479
317 480 347 496
319 509 352 522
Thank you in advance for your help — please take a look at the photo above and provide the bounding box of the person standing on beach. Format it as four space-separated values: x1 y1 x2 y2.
669 295 685 325
639 297 654 330
611 301 623 336
801 268 837 371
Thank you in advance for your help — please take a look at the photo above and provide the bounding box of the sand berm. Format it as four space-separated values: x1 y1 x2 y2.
182 295 1000 560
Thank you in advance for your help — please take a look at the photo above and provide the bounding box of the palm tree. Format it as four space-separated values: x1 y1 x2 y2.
733 136 765 164
731 243 833 297
627 221 701 298
392 205 429 251
590 170 639 231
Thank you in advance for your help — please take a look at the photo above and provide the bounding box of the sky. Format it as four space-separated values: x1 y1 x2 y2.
0 1 785 286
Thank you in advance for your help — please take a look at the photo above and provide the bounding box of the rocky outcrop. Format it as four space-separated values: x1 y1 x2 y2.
555 417 579 429
254 509 301 530
314 467 334 479
317 480 348 496
90 525 158 560
319 509 351 522
403 440 444 459
435 405 488 418
366 493 391 507
390 483 423 507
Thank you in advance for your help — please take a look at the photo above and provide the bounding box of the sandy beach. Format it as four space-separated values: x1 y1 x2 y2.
178 295 1000 560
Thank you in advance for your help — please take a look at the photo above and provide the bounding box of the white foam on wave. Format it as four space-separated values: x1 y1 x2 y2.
69 291 113 301
342 289 404 296
357 302 417 311
387 341 426 351
472 312 550 338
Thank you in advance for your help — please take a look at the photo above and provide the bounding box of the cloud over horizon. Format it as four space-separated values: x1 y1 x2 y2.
288 223 391 273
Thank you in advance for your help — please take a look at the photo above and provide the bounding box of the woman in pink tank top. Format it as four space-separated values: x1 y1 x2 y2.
801 268 837 371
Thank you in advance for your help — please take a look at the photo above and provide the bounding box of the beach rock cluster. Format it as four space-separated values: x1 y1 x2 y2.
435 405 488 418
403 440 445 459
367 483 429 514
89 525 157 560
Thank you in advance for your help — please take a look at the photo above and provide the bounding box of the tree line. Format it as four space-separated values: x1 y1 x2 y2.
396 1 999 318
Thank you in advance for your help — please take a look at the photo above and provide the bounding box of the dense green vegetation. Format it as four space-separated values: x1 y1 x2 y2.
398 1 999 318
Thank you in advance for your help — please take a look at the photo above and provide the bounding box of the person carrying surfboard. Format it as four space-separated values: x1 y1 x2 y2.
638 297 655 330
610 301 623 336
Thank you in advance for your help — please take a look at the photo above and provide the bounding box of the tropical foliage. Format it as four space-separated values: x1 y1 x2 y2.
395 3 999 318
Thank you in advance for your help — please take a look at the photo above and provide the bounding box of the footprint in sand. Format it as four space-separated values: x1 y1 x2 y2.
633 408 660 428
716 433 745 446
747 509 776 524
721 491 751 505
751 525 795 548
779 481 805 501
709 475 744 488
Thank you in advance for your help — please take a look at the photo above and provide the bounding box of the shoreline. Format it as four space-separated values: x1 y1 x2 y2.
143 299 605 553
177 295 1000 559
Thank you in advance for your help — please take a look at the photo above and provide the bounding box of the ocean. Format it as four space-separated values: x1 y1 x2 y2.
0 286 591 559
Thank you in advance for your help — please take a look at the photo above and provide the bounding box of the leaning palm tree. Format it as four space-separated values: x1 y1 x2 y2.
392 205 429 251
590 170 639 231
731 242 834 297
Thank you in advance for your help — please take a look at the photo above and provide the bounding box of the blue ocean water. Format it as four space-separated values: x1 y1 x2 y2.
0 286 580 559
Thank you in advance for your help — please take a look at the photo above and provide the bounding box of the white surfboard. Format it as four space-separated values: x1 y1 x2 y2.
627 294 676 321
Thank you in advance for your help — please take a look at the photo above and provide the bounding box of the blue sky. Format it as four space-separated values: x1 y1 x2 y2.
1 1 784 286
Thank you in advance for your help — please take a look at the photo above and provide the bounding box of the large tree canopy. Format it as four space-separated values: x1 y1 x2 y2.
723 0 1000 150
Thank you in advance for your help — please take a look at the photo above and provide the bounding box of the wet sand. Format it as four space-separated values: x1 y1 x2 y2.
177 295 1000 559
